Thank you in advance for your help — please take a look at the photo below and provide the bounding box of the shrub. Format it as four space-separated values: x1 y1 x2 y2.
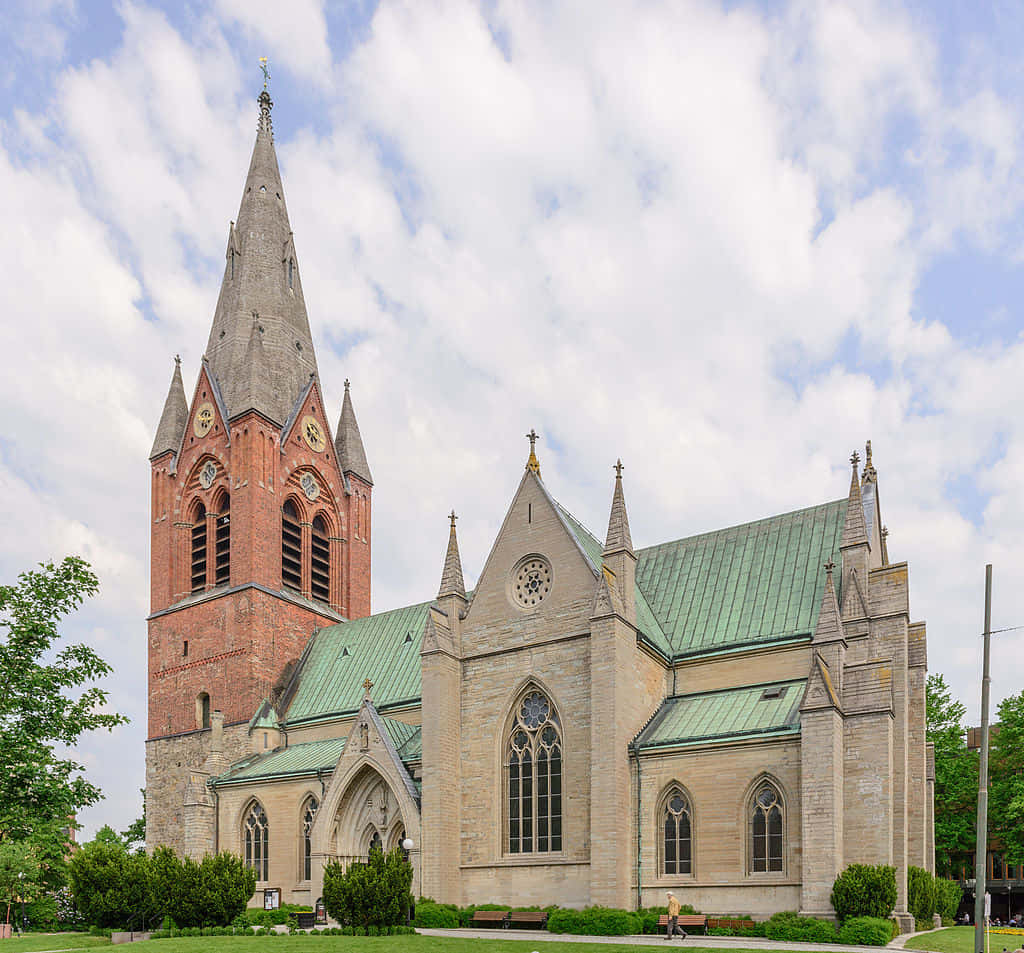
831 864 898 922
67 839 150 928
323 847 413 930
765 911 837 943
935 878 964 923
908 866 937 924
838 916 894 945
547 906 642 936
412 901 459 928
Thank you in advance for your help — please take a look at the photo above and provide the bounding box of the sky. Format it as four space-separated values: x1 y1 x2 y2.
0 0 1022 841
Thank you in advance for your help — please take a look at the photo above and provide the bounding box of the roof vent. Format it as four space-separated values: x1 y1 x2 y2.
403 632 413 645
339 646 350 658
760 686 786 701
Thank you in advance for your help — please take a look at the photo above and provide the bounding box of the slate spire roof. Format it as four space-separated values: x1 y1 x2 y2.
438 511 466 599
335 380 373 485
150 355 188 459
203 89 319 425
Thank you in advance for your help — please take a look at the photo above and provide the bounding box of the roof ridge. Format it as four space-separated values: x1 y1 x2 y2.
666 676 806 702
636 498 846 556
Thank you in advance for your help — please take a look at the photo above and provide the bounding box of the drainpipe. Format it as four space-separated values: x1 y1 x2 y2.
212 784 220 852
630 741 642 910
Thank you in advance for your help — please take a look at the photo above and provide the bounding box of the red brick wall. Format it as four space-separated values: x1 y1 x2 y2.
148 373 372 740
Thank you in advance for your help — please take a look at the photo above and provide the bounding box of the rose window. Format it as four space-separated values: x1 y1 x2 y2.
511 556 552 608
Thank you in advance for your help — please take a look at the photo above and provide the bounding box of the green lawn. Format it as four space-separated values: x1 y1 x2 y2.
904 925 1024 953
0 935 110 952
128 938 765 953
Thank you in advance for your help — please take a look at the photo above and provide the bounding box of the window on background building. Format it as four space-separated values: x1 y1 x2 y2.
190 502 207 593
281 500 302 592
507 687 562 855
663 787 693 875
750 782 784 873
245 802 269 881
302 797 318 881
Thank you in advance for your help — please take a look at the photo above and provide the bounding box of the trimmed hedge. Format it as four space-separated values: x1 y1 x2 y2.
908 865 937 924
831 864 898 922
837 916 895 946
765 911 837 943
547 906 642 936
935 878 964 923
411 901 459 929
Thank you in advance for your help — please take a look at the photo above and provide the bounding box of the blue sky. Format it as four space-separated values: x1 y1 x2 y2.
0 0 1022 840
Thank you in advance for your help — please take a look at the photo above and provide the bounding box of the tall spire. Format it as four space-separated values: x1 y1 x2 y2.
840 450 869 549
335 380 373 485
603 459 633 555
150 355 188 459
438 511 466 599
203 84 318 425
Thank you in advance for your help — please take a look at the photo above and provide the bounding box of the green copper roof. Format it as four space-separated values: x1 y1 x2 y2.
214 735 347 785
383 718 422 762
636 499 846 658
284 601 431 725
555 501 673 657
635 679 805 750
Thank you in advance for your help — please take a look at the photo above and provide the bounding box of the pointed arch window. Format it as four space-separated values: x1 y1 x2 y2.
662 787 692 875
214 495 230 586
301 796 318 881
507 688 562 854
368 830 382 859
288 257 295 290
311 515 330 603
245 802 269 881
281 500 302 593
750 782 784 873
190 502 207 593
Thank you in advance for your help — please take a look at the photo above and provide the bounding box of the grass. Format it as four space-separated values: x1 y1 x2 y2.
904 925 1024 953
0 934 111 952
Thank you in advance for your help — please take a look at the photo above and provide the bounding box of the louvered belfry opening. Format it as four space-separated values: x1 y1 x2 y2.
214 495 230 586
190 502 207 593
281 500 302 592
311 515 330 603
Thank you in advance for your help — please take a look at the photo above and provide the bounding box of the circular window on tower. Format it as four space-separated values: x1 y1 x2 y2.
510 554 553 609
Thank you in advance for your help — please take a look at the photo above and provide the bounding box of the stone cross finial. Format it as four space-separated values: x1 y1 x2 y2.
850 450 860 470
174 354 181 366
525 429 541 475
614 459 624 479
881 525 888 540
259 57 270 90
824 559 835 576
344 379 350 391
362 677 373 697
449 510 457 529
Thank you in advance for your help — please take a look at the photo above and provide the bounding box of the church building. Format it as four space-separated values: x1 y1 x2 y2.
146 90 934 927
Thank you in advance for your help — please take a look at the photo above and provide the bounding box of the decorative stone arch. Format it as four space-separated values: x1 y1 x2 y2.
741 772 788 876
499 679 564 857
284 466 339 521
656 780 696 878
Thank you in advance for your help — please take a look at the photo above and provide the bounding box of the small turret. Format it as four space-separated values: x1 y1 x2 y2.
150 356 188 459
335 380 373 485
601 459 636 620
438 511 466 599
840 451 870 620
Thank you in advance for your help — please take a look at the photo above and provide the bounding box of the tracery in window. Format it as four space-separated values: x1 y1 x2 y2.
368 830 382 858
301 797 318 881
508 688 561 854
663 787 692 875
750 782 783 873
245 802 269 881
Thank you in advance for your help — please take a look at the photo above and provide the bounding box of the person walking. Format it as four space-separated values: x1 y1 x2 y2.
666 891 687 941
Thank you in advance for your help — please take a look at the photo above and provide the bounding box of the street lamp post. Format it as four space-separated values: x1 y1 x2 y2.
402 839 414 927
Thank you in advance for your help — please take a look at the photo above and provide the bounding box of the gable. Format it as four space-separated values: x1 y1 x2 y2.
635 499 846 659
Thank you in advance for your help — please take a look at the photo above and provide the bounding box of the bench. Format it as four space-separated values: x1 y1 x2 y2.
657 914 708 935
508 911 548 929
470 910 510 928
707 918 756 931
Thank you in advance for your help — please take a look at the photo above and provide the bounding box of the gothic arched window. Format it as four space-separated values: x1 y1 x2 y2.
301 796 318 881
310 515 330 604
197 692 210 730
190 502 207 593
281 500 301 592
662 787 692 875
368 830 382 859
214 494 230 586
507 688 562 854
750 782 784 873
244 802 269 881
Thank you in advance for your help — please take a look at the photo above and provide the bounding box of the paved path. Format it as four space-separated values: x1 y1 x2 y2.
417 927 904 951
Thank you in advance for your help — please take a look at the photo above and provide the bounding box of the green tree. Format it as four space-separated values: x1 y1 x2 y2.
989 690 1024 865
66 836 148 929
0 557 127 871
323 846 413 929
0 840 39 927
927 674 978 877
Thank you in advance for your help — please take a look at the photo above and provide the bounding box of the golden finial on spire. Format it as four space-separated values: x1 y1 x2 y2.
525 429 541 475
259 57 270 90
362 677 373 698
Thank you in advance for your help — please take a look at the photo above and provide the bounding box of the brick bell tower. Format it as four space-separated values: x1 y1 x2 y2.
145 88 373 852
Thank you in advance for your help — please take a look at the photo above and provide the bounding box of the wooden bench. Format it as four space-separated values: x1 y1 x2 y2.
508 911 548 929
657 914 708 935
707 918 756 931
470 910 510 928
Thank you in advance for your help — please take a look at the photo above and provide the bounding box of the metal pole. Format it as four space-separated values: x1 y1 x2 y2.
974 565 993 953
